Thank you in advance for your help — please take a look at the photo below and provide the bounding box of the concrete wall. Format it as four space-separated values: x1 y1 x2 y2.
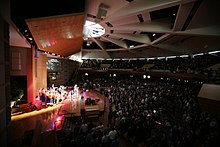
10 47 47 103
0 1 10 145
198 83 220 115
10 46 33 103
33 51 47 99
198 83 220 101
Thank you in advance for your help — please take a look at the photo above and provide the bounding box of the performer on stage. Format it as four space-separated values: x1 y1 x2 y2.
39 88 46 105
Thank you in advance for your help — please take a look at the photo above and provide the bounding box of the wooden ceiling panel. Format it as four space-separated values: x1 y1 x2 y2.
26 13 84 57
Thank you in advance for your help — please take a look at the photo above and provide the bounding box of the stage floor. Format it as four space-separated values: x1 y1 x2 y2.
59 89 105 116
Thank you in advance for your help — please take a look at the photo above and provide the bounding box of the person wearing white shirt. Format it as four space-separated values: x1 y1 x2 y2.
108 128 117 141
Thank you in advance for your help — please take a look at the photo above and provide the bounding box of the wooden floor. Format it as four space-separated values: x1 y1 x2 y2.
59 89 105 116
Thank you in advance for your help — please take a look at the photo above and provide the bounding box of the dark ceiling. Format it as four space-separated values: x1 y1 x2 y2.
10 0 85 48
11 0 85 26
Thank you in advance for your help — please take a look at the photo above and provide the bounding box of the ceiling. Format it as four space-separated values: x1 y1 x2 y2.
26 13 84 57
10 0 85 57
11 0 220 59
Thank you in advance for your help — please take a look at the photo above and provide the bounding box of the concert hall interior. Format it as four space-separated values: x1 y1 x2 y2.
1 0 220 147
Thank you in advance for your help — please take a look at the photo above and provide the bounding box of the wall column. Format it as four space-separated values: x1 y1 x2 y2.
0 16 10 147
32 48 47 103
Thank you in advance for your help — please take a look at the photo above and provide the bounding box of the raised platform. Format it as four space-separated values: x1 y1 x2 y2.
9 104 63 146
8 89 105 146
59 89 105 116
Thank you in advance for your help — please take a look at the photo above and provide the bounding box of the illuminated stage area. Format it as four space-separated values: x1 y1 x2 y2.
8 87 105 146
59 89 105 119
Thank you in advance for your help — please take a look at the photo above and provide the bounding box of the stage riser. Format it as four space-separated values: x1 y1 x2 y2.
85 110 100 116
86 115 99 121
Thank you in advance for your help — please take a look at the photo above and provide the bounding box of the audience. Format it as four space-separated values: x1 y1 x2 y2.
57 51 220 146
57 76 220 147
80 53 220 84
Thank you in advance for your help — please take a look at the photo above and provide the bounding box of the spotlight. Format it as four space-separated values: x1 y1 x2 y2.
129 45 134 48
86 41 90 46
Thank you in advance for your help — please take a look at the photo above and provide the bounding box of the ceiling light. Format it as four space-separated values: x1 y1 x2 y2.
166 56 176 59
66 32 73 39
129 45 134 48
86 41 91 46
83 20 105 38
152 33 156 36
193 53 204 57
86 43 90 46
208 50 220 54
157 57 165 59
180 55 189 58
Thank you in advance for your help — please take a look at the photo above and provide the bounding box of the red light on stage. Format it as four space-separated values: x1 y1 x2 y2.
56 120 61 125
54 116 64 131
56 116 63 122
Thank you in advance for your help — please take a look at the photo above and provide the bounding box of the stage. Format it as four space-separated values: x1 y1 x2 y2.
8 89 105 146
58 89 104 116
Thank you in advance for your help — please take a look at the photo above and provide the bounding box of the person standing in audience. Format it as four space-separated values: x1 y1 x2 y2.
108 127 117 142
80 121 88 135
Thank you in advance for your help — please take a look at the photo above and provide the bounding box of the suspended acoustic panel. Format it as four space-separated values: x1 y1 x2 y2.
26 13 84 57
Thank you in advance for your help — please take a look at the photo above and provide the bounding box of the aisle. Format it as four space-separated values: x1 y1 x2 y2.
59 92 136 147
100 96 135 147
